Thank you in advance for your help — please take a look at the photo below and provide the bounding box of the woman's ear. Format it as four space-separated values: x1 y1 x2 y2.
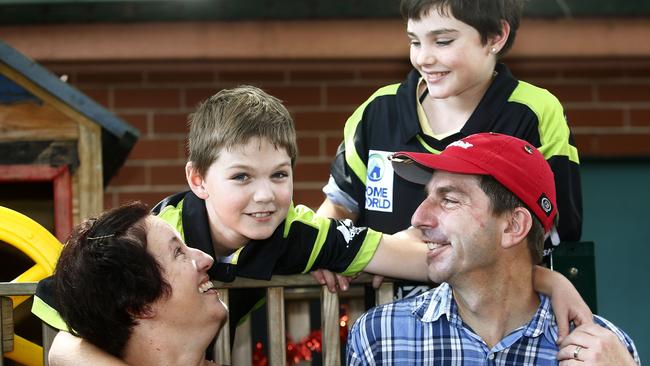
501 206 532 249
489 19 511 54
186 162 209 199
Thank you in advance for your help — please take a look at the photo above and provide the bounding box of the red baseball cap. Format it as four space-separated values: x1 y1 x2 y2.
390 132 557 233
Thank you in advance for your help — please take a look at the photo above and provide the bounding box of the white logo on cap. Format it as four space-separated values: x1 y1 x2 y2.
448 141 473 149
541 197 552 214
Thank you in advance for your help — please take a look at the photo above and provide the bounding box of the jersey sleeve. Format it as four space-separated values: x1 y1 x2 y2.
510 81 583 242
31 276 69 331
593 316 641 364
237 204 382 279
532 91 583 242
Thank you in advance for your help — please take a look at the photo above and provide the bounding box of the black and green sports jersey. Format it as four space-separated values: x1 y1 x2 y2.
32 190 382 339
329 63 582 243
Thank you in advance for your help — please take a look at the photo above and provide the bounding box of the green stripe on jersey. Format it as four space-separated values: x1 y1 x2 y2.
344 83 401 183
509 81 580 164
157 199 186 240
32 295 69 331
283 203 332 273
342 228 382 276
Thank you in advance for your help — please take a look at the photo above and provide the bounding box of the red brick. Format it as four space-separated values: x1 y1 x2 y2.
185 87 221 108
560 67 627 79
264 86 322 107
565 109 624 128
575 133 650 157
297 137 321 157
359 69 409 82
147 71 215 83
290 70 355 82
598 84 650 102
114 88 181 109
537 84 593 103
103 192 116 209
150 165 187 186
326 136 344 157
118 113 149 135
293 188 326 211
292 111 350 132
326 85 378 106
128 138 183 160
153 112 190 134
109 166 148 186
79 87 109 107
630 109 650 127
219 70 285 82
294 162 331 182
76 71 144 84
116 191 177 208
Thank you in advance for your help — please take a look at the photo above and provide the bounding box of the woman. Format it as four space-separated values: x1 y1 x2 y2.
51 201 227 365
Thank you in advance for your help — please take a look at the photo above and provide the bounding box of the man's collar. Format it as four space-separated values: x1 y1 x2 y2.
413 284 558 341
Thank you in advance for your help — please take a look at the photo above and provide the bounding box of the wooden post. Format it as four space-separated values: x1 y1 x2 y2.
266 287 285 366
1 296 15 366
375 282 394 305
321 287 340 366
42 323 58 366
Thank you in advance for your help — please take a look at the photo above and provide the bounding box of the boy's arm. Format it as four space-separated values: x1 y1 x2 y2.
532 266 593 341
49 331 128 366
362 227 429 282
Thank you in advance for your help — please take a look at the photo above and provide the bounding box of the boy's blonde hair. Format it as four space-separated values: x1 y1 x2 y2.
188 85 298 176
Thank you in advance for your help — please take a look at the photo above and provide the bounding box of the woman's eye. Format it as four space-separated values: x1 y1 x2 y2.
410 40 421 47
175 247 184 257
436 40 453 46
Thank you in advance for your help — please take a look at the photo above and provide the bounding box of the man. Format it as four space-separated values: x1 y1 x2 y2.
346 133 639 365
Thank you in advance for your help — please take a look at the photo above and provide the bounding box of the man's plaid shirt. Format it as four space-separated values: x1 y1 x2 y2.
347 283 639 365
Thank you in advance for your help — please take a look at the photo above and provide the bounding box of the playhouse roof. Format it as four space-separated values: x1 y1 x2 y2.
0 39 139 184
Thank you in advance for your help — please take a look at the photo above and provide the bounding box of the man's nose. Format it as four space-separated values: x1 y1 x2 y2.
411 200 438 228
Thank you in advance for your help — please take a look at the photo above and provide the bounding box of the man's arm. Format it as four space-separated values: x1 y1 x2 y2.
49 331 128 366
532 266 592 342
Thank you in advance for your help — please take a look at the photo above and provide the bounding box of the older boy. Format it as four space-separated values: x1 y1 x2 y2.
317 0 583 300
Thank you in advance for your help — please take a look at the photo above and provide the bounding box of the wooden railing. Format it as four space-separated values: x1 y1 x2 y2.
1 275 392 366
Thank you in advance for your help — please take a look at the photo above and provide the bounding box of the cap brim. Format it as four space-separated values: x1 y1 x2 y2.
390 151 489 185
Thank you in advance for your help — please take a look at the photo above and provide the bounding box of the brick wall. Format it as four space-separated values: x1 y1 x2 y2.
44 58 650 210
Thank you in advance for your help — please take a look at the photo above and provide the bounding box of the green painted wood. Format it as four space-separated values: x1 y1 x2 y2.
581 160 650 363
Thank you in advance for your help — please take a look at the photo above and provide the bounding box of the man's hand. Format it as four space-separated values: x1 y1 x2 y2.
557 323 638 365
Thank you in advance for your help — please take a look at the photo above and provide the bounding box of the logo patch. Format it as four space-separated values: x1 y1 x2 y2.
365 150 394 213
538 194 553 216
336 219 366 246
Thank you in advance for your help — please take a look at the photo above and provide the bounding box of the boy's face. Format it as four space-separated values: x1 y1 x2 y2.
407 9 498 101
194 137 293 255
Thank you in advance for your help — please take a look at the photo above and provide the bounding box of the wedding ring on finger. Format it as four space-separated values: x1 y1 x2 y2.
573 345 582 360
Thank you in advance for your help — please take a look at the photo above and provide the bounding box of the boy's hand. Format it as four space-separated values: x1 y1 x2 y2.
532 266 593 343
557 323 638 365
310 269 352 293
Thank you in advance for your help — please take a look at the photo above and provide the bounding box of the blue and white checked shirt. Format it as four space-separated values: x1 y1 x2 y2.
347 283 639 365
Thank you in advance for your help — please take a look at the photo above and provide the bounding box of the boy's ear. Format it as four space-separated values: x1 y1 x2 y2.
186 162 209 199
489 19 511 54
501 206 532 249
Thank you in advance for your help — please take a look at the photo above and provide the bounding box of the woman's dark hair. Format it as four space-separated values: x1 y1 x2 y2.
53 201 171 357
